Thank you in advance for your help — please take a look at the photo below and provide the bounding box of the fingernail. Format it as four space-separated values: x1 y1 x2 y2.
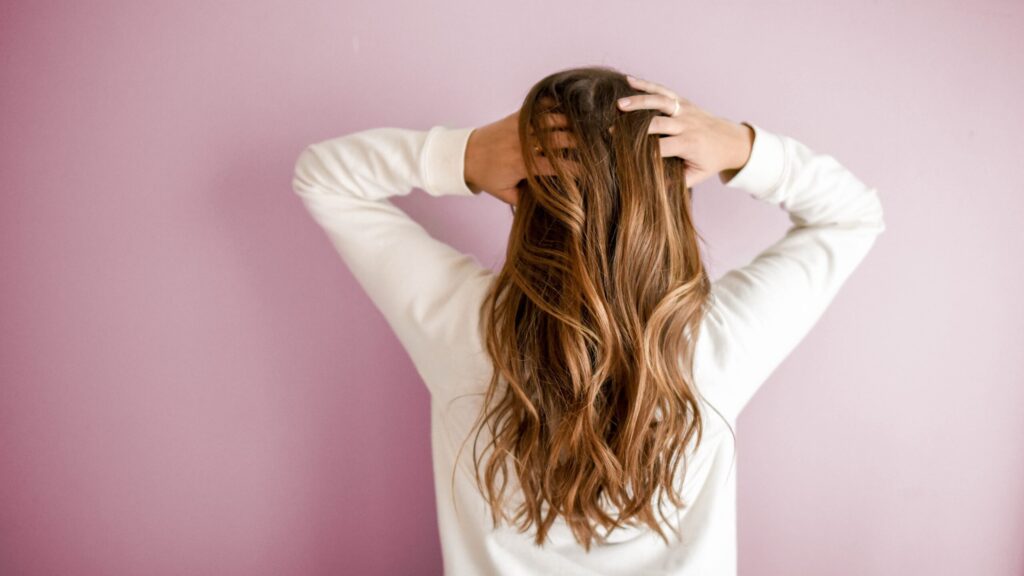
626 75 636 82
618 98 630 108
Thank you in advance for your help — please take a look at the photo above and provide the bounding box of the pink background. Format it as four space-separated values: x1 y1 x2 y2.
2 2 1022 575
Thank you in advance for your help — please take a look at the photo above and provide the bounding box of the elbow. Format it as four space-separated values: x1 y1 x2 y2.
824 187 886 238
291 144 323 196
846 185 886 236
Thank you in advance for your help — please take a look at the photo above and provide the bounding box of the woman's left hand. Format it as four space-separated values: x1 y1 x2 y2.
463 108 575 206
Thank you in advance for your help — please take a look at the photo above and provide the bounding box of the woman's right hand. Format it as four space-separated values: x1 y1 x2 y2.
616 75 754 187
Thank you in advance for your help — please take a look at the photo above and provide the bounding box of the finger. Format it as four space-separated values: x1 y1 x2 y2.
529 128 579 154
657 135 692 161
528 113 571 144
625 75 679 100
537 113 569 129
544 130 578 149
538 96 560 113
618 93 680 117
534 155 555 175
646 115 684 136
533 154 582 178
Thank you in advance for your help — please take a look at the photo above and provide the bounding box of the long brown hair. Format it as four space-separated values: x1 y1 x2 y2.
457 65 717 551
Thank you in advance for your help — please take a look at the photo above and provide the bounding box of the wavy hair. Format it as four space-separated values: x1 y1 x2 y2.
455 65 723 551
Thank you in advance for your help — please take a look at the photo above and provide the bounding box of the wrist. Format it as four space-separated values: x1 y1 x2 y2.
463 128 485 194
727 121 754 171
717 121 754 185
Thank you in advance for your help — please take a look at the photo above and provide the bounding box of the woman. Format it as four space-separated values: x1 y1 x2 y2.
291 66 885 575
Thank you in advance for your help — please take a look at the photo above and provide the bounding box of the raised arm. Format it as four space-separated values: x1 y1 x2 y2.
291 125 495 397
695 122 887 421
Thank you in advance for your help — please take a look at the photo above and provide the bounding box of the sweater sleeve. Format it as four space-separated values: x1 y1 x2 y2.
694 122 886 422
291 125 495 397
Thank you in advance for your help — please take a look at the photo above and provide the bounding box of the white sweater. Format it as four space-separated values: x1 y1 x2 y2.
292 121 886 575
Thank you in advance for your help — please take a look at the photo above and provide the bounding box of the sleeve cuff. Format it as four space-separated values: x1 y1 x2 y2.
421 125 479 197
721 122 787 203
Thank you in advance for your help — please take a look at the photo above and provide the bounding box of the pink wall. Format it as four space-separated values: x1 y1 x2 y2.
2 2 1021 575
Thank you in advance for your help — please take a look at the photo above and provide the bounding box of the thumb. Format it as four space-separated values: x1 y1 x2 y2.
684 166 708 188
486 185 520 207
